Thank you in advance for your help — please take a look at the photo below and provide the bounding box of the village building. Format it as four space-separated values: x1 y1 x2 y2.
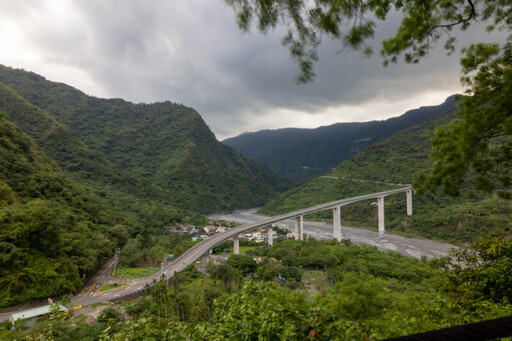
10 305 68 331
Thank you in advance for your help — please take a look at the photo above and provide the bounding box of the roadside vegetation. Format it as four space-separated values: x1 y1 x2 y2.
2 236 511 340
98 283 126 293
111 267 159 279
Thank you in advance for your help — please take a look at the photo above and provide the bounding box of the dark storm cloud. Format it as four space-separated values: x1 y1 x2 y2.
0 1 506 138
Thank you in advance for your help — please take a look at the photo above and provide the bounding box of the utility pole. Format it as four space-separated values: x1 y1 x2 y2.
113 248 120 277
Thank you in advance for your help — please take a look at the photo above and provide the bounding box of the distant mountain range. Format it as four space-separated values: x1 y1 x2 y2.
223 96 457 182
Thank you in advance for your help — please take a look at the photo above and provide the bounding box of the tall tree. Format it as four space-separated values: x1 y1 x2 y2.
415 41 512 197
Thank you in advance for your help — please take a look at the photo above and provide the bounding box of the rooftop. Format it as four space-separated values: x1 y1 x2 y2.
10 304 67 323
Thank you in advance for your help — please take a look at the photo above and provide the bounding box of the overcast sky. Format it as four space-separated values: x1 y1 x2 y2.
0 1 506 139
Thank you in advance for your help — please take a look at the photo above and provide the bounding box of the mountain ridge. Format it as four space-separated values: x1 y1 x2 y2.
0 64 288 213
223 96 458 182
0 63 290 306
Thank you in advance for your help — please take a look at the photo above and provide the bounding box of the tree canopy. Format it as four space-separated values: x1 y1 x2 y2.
226 0 512 197
415 41 512 198
225 0 510 82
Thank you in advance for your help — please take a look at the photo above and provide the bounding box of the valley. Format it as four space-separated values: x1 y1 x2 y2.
0 64 510 340
0 189 456 325
209 208 456 259
2 0 512 338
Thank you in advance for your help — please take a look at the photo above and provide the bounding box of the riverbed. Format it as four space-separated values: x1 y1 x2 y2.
209 208 456 259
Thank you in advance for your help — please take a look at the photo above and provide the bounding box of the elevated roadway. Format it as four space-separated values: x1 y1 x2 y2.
72 186 417 305
4 186 451 317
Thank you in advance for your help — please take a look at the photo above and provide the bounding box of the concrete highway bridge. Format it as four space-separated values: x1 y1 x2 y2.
69 186 414 306
0 186 416 323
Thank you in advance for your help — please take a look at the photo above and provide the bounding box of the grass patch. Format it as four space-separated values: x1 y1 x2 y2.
112 267 159 279
99 283 126 292
219 245 258 255
240 246 258 255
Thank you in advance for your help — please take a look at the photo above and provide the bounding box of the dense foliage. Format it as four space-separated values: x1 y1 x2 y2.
0 114 112 306
0 112 206 307
261 109 512 244
223 96 456 182
4 238 512 340
416 42 512 198
435 236 512 305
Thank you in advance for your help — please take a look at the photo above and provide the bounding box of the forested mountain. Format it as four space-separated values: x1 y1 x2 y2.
0 82 145 193
0 64 289 306
0 102 218 306
0 65 287 213
261 108 512 244
223 96 457 182
0 113 133 306
0 113 87 305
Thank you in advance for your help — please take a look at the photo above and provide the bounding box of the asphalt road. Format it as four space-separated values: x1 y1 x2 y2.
209 208 456 260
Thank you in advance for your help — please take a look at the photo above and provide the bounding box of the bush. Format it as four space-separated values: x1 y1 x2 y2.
226 254 257 275
97 307 122 323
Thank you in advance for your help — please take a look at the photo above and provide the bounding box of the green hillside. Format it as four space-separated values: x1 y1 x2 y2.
261 109 512 244
0 65 287 213
0 64 288 307
0 110 207 306
0 113 118 306
0 81 148 193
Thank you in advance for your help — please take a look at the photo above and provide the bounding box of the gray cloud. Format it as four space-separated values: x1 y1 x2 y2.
0 0 506 139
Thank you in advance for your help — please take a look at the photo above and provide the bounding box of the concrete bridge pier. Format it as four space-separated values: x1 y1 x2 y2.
294 216 304 240
202 253 209 265
378 196 385 239
233 236 240 255
333 206 342 241
268 225 274 246
406 190 413 216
